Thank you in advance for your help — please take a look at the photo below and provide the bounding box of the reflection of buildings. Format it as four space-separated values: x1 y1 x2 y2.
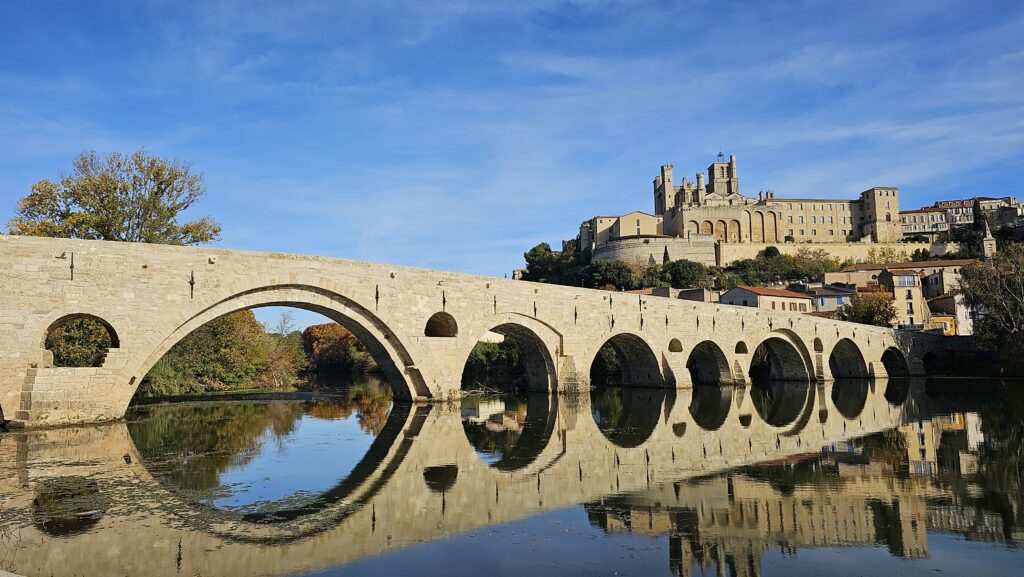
586 410 1016 577
460 398 505 423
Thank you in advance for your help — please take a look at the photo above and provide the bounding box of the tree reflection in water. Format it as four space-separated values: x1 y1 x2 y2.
126 378 393 511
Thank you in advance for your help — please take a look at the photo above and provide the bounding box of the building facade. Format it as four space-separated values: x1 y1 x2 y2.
577 153 930 267
720 286 812 312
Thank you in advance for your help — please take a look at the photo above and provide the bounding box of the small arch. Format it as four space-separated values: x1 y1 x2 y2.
423 465 458 493
813 338 824 354
686 341 732 386
735 341 749 355
425 312 458 337
828 339 869 379
668 338 683 353
43 313 120 367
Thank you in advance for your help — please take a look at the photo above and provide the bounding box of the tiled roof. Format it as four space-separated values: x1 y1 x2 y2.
732 286 811 299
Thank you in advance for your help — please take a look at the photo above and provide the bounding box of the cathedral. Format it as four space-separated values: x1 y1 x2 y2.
577 153 908 266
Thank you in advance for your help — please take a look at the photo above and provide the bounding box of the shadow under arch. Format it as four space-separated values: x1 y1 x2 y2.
686 341 732 386
461 393 558 472
127 284 428 404
124 401 432 545
881 347 910 378
591 387 666 448
749 332 812 383
688 384 734 431
883 378 911 406
831 378 870 419
829 338 869 379
590 333 664 388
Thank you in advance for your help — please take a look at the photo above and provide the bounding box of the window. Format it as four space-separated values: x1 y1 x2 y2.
897 275 915 287
788 216 794 223
828 216 833 223
826 204 832 210
789 303 797 311
799 303 807 312
799 216 804 224
742 299 748 306
906 290 912 299
800 229 805 235
799 203 804 210
811 216 817 224
820 297 826 306
772 301 776 310
907 303 914 313
788 229 794 236
788 203 793 209
829 229 834 235
812 229 817 235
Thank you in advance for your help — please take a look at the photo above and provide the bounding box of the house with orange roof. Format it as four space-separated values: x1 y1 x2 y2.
720 285 812 312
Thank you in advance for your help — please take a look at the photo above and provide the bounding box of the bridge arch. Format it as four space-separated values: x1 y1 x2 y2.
41 313 121 367
749 331 813 382
425 312 458 337
880 347 910 377
122 284 428 411
588 332 663 388
686 341 732 386
828 338 869 379
458 312 562 392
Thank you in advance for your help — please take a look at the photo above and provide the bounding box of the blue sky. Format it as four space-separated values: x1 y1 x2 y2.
2 1 1023 327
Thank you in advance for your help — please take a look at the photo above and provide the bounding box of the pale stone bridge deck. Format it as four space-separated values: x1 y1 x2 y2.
0 235 965 427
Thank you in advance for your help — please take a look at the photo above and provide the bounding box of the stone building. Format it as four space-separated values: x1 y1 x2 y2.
720 286 812 312
577 153 935 267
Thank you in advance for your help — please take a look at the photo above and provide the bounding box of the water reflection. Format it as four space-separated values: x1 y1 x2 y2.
0 378 1021 577
127 378 393 518
461 393 556 471
591 386 667 448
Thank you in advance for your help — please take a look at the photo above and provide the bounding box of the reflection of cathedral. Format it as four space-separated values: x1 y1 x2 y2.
585 410 1013 577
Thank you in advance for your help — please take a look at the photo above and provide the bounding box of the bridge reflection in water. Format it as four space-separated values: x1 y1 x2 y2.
0 379 1020 577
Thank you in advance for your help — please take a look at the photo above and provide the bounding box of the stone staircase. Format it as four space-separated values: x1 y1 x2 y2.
12 348 131 426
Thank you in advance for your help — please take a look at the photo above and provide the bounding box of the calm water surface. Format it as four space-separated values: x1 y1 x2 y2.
1 377 1022 577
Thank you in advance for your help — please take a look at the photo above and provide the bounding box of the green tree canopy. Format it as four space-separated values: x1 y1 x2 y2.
662 259 710 289
7 149 221 245
835 292 898 327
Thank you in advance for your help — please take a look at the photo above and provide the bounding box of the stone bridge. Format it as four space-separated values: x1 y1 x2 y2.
0 235 967 427
0 380 953 577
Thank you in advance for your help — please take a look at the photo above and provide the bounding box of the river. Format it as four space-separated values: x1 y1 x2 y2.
0 377 1021 577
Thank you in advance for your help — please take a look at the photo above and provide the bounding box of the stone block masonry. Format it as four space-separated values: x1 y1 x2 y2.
0 234 964 427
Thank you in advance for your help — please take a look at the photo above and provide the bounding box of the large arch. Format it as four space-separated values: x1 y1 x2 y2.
686 341 732 386
880 347 910 377
589 333 663 388
461 317 559 392
122 284 428 411
828 339 869 379
749 333 812 382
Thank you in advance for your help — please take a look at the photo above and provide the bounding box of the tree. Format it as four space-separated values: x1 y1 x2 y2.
957 244 1024 371
763 246 781 258
836 292 898 327
522 242 581 285
45 317 112 367
662 259 710 288
663 246 671 264
260 311 308 388
7 149 220 245
302 322 377 373
586 259 634 290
